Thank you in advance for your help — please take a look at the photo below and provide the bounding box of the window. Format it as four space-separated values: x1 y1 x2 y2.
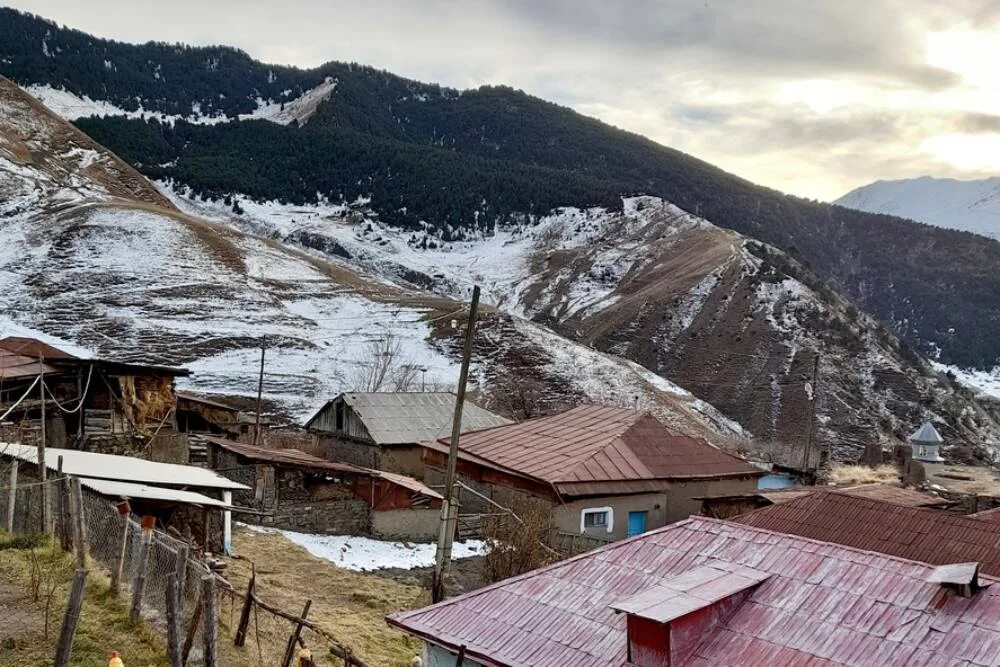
580 507 614 533
335 402 344 431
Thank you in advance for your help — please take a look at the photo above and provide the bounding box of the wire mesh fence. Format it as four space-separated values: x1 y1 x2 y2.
1 467 370 666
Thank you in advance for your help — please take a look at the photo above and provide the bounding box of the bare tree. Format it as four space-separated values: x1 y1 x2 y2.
349 333 421 392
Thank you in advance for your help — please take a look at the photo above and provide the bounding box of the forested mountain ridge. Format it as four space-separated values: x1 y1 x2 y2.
3 7 1000 370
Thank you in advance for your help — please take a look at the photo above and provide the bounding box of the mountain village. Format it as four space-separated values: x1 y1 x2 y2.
3 6 1000 667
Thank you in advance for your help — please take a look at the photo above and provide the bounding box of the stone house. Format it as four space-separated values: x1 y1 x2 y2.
422 405 763 542
304 391 510 477
202 436 443 540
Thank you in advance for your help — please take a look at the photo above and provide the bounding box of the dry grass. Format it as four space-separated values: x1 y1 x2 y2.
0 534 168 667
219 527 427 667
826 464 900 486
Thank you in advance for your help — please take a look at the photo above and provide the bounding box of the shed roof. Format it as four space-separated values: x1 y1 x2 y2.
0 337 77 359
735 490 1000 576
0 349 62 380
970 506 1000 522
755 483 948 508
201 436 442 499
429 405 759 494
389 516 1000 666
1 443 247 491
306 392 510 445
80 478 233 509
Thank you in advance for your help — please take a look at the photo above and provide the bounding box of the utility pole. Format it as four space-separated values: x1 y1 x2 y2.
802 351 820 471
432 286 480 603
253 344 266 446
38 354 50 533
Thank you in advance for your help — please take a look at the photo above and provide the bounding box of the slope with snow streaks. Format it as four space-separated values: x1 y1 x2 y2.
161 186 1000 460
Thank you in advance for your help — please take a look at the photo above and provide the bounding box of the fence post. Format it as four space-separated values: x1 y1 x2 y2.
5 459 16 533
202 573 219 667
129 516 155 624
166 574 183 667
281 599 312 667
181 588 204 666
70 478 87 568
234 565 255 647
52 569 87 667
109 501 131 596
53 477 88 667
175 543 189 601
57 456 70 551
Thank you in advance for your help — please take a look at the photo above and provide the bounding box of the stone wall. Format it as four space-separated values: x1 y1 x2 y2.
372 508 439 541
318 434 379 469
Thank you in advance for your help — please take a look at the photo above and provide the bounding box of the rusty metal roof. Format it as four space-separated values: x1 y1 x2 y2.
389 516 1000 666
735 491 1000 577
757 483 948 508
201 436 441 499
306 392 510 445
0 337 78 359
970 506 1000 522
0 349 62 380
432 405 760 493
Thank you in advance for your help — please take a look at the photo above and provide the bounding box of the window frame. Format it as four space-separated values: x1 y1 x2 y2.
580 506 614 534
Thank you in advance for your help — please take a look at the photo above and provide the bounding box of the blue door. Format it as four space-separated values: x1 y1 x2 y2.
627 511 647 537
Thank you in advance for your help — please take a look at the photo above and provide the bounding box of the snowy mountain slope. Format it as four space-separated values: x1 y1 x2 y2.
0 76 738 440
836 176 1000 240
158 186 1000 461
26 77 337 126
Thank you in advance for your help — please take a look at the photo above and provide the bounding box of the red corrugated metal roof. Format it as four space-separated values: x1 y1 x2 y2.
735 491 1000 577
433 406 759 492
389 516 1000 666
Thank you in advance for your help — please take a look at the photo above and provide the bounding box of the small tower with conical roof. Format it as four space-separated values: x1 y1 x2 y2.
909 421 945 462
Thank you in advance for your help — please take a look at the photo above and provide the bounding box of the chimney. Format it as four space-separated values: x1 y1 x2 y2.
610 565 770 666
909 421 945 463
927 562 988 598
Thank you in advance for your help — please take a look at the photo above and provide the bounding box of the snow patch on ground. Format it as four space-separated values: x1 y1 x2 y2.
933 362 1000 400
239 524 484 571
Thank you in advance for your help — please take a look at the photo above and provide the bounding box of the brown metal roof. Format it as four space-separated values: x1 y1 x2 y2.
735 490 1000 576
970 506 1000 522
0 337 77 359
434 405 760 494
758 483 948 508
201 436 441 499
0 349 62 380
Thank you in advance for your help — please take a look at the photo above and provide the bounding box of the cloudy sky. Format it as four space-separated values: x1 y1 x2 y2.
10 0 1000 200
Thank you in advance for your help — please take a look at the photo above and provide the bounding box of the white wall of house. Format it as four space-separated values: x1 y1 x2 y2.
424 643 487 667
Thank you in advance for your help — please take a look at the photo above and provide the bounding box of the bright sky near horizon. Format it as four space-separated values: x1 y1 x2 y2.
10 0 1000 201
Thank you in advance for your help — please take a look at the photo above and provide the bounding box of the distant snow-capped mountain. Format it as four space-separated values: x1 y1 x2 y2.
835 176 1000 240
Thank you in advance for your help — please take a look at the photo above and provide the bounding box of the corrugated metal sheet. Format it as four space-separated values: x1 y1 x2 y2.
80 478 232 508
389 516 1000 666
0 349 61 380
0 337 77 360
432 406 759 492
970 506 1000 522
202 436 442 499
735 491 1000 577
306 392 510 445
758 483 948 508
2 442 247 490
